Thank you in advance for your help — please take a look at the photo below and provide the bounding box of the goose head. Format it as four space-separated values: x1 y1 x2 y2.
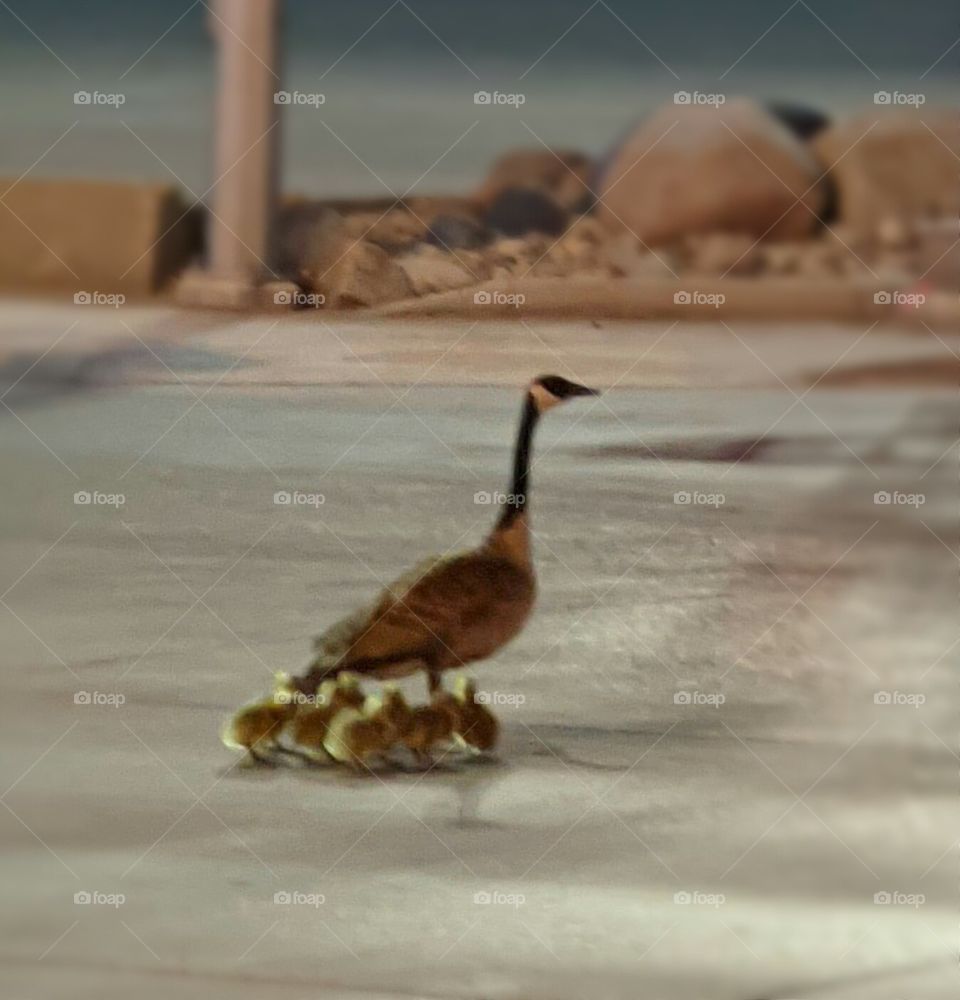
529 374 600 413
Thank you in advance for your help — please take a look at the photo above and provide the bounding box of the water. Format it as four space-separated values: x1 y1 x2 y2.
0 0 956 196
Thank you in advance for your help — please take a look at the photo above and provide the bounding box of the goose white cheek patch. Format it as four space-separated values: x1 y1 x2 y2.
530 383 562 411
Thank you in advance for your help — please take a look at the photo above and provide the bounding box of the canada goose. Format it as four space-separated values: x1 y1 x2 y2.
293 375 599 698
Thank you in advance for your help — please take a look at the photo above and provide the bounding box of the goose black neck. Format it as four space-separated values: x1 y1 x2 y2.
498 392 539 527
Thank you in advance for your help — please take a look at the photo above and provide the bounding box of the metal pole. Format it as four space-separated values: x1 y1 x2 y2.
203 0 282 297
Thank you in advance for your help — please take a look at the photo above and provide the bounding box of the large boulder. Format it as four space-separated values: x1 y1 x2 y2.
275 202 343 280
341 209 425 252
425 213 491 250
812 110 960 228
292 230 412 308
767 101 830 141
485 188 568 238
476 149 593 212
318 241 413 308
596 98 828 244
396 244 487 295
277 206 414 307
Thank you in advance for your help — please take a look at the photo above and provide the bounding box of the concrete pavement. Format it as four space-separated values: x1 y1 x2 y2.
1 303 956 998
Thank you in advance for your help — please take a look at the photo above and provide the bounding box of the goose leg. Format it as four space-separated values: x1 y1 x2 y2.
426 668 443 697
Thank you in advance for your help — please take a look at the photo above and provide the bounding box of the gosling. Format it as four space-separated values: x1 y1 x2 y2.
323 694 398 771
451 676 500 754
220 673 297 763
402 692 460 767
289 674 366 762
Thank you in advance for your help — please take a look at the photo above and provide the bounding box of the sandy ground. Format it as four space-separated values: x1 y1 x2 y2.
0 304 957 999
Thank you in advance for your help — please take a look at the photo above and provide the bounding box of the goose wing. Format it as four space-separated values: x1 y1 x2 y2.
311 550 525 675
311 554 460 672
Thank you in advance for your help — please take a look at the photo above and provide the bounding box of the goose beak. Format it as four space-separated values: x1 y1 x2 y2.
572 384 601 397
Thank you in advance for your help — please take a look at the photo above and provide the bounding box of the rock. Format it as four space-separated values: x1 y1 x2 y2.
872 255 916 285
396 245 484 296
258 280 302 309
596 98 828 244
492 237 542 260
813 110 960 227
760 244 805 276
767 101 830 140
485 188 568 238
792 242 847 279
876 216 915 251
567 214 606 245
600 235 680 279
278 204 426 285
545 225 604 271
276 202 344 281
313 240 413 308
342 210 425 252
527 217 608 276
486 236 549 273
476 149 593 212
913 218 960 290
280 206 414 307
425 213 491 250
684 233 762 276
792 243 844 277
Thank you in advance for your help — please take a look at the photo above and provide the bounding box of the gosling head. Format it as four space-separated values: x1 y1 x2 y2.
272 671 295 702
382 684 409 708
529 374 600 413
454 675 478 703
317 679 338 705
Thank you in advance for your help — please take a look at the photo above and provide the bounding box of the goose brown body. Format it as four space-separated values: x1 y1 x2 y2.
294 375 597 696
